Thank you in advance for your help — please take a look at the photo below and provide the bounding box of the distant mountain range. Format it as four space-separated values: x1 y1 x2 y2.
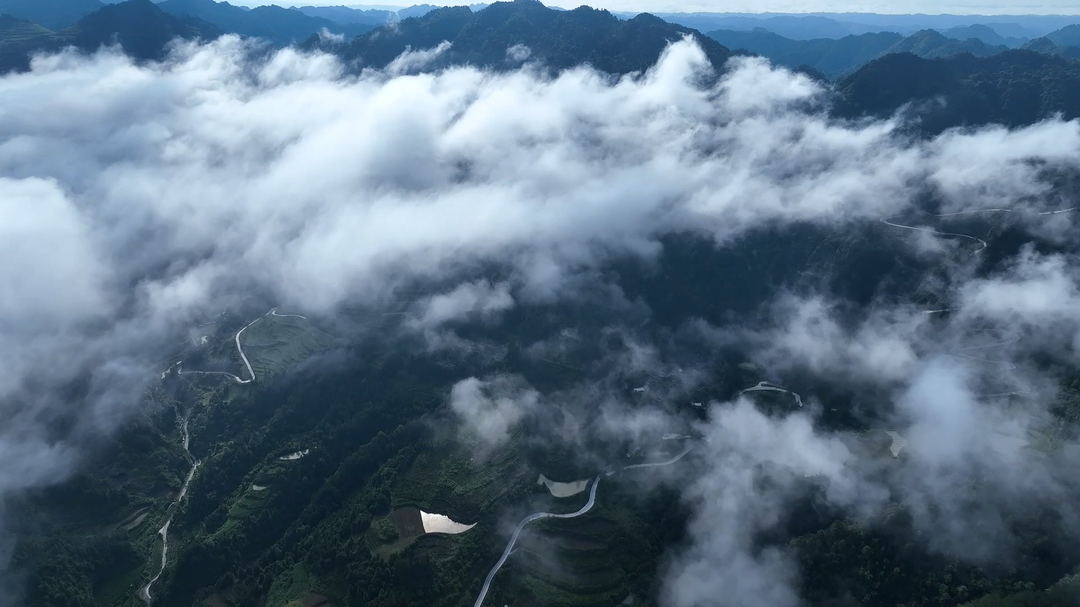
155 0 374 45
308 0 731 75
833 49 1080 134
646 12 1078 40
0 0 1079 139
708 25 1080 78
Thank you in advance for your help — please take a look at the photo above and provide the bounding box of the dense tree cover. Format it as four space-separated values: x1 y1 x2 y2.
836 50 1080 134
795 506 1078 607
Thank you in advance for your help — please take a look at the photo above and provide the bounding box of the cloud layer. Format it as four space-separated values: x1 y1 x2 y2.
3 34 1080 607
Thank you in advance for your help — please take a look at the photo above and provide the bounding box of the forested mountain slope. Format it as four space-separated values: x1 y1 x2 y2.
157 0 374 46
708 27 1014 78
314 0 732 75
836 50 1080 133
0 0 102 30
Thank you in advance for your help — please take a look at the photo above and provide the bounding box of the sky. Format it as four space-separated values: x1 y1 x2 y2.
253 0 1080 15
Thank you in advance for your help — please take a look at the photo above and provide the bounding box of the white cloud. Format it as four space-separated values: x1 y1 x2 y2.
408 280 514 330
2 35 1080 605
449 375 537 451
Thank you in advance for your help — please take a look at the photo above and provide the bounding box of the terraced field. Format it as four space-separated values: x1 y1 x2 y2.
477 486 651 607
215 458 294 536
241 314 337 382
391 435 531 522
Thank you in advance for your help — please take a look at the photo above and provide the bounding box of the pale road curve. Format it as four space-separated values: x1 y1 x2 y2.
881 206 1076 255
472 475 601 607
473 444 694 607
139 414 201 604
880 217 989 253
881 208 1075 397
175 308 304 385
740 381 804 408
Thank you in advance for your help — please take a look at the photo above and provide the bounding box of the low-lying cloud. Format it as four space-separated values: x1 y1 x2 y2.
3 32 1080 607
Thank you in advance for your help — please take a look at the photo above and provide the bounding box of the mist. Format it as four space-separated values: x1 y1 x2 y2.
4 33 1080 606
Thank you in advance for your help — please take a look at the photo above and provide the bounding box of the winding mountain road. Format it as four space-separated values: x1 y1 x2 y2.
138 413 200 604
176 308 304 385
473 443 694 607
880 216 989 253
882 207 1074 397
740 381 804 407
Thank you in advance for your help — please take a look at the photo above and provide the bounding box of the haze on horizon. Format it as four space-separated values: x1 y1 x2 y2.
247 0 1080 16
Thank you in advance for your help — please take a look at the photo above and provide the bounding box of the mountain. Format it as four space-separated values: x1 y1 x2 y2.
1045 24 1080 47
158 0 375 46
707 29 901 78
942 23 1028 48
0 15 61 72
397 3 442 19
837 50 1080 134
1021 36 1080 60
320 0 732 76
0 0 221 71
659 13 893 40
707 28 1009 79
0 0 103 31
63 0 221 60
294 5 395 25
886 28 1006 59
0 13 55 40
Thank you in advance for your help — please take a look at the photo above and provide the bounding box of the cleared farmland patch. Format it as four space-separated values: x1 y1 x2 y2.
241 314 337 382
391 436 530 522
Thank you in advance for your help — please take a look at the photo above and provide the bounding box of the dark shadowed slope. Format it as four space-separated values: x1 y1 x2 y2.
0 0 103 31
61 0 221 61
317 0 731 76
836 50 1080 133
158 0 374 46
0 0 221 71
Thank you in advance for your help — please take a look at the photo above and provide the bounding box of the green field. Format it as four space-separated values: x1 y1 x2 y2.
391 433 532 522
241 314 337 382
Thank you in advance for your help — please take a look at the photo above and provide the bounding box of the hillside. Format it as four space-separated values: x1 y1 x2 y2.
0 14 55 40
321 0 731 75
0 0 102 31
158 0 374 46
708 27 1010 78
836 50 1080 133
888 28 1005 58
942 23 1028 48
294 4 395 25
0 15 60 72
707 29 901 77
59 0 220 61
1046 23 1080 47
